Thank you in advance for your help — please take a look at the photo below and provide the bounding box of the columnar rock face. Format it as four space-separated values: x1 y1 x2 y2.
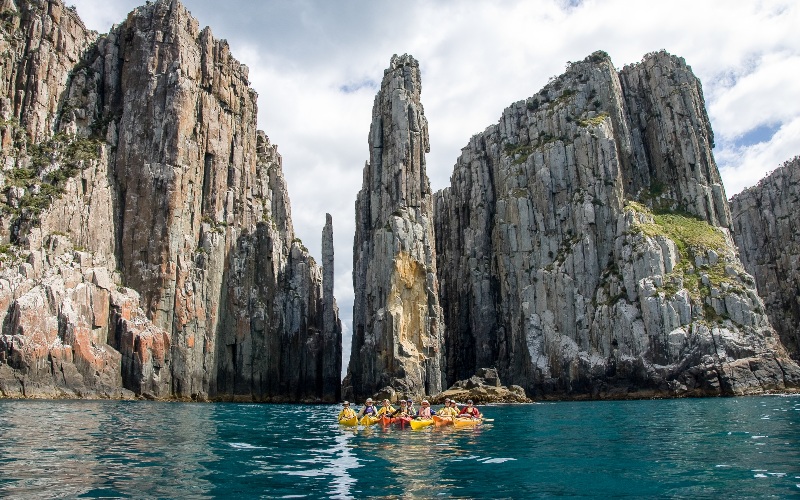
0 0 340 401
0 0 93 145
730 158 800 361
434 50 800 398
346 54 444 400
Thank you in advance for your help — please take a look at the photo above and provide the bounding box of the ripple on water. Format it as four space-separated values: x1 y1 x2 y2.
228 442 267 449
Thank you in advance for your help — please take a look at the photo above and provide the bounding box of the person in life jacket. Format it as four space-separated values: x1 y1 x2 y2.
406 399 416 415
376 399 396 416
437 398 459 417
391 400 409 417
416 400 433 419
458 399 482 419
357 397 378 418
338 401 356 422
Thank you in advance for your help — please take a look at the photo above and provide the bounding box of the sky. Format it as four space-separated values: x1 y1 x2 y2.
71 0 800 373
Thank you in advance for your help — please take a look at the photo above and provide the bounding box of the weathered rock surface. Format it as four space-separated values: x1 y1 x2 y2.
345 54 445 401
434 50 800 399
431 368 530 404
0 0 93 145
730 157 800 361
0 0 340 401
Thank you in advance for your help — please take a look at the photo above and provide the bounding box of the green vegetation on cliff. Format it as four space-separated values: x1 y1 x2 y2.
625 201 746 309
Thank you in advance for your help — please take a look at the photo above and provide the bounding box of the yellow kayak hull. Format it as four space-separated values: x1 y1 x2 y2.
409 418 434 430
360 415 380 426
453 417 481 428
339 416 357 426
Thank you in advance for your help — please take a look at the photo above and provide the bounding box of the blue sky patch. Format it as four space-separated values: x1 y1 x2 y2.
339 79 378 94
737 122 781 147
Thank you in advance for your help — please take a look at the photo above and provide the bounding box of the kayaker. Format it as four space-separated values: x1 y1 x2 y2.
416 400 433 419
458 399 482 419
406 399 415 415
391 399 408 416
338 401 356 421
376 399 396 416
438 399 459 417
357 397 378 418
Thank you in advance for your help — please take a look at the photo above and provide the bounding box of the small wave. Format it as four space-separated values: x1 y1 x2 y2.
751 436 768 439
228 442 266 450
481 458 516 464
714 465 731 468
754 474 767 478
768 473 786 477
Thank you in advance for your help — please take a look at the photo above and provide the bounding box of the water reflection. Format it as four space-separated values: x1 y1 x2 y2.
0 401 219 498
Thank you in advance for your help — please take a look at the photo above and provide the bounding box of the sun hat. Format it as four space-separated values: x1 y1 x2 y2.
467 399 473 404
343 401 350 405
444 398 451 402
366 397 373 402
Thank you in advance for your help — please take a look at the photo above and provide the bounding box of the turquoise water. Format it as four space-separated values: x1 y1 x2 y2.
0 396 798 498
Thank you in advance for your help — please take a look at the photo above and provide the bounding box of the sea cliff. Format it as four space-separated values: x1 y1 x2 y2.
0 0 341 401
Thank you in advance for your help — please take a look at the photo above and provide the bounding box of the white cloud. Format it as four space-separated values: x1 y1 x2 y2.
71 0 800 375
709 53 800 140
717 117 800 196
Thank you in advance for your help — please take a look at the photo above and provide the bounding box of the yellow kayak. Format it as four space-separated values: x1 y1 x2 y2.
409 418 434 430
453 417 482 428
360 415 380 426
339 416 357 426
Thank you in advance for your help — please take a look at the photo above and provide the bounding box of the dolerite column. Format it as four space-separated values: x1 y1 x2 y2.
348 54 444 400
322 213 343 401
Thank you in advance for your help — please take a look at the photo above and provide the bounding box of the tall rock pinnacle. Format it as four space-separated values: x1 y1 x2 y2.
321 213 342 401
346 54 444 400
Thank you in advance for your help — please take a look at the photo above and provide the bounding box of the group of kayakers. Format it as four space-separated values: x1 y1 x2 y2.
338 397 483 422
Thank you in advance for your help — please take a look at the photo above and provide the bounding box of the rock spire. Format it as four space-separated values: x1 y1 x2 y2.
346 54 444 401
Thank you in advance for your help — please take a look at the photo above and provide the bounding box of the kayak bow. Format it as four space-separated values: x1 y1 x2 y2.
360 415 380 426
432 415 454 426
409 418 434 430
339 415 357 427
453 417 482 428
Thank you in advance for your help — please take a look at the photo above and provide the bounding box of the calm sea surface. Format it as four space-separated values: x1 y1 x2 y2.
0 395 798 498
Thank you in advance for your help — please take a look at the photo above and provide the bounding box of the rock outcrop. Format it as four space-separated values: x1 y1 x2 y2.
431 368 530 404
345 54 444 401
730 157 800 361
0 0 340 401
433 50 800 399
